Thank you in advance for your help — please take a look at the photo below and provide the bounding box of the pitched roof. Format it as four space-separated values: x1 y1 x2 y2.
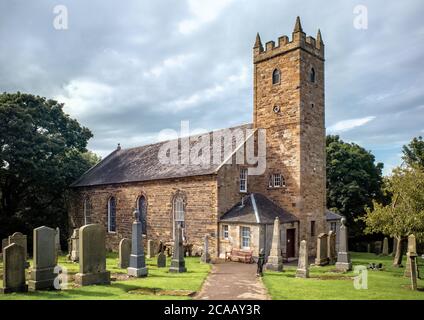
326 210 343 221
219 193 299 225
71 123 253 187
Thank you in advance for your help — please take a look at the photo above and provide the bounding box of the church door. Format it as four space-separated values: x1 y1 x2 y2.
286 228 295 258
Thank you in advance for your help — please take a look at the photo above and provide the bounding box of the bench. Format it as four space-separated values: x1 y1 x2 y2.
229 248 253 263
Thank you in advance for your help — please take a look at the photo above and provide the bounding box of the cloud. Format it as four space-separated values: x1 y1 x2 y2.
328 116 376 133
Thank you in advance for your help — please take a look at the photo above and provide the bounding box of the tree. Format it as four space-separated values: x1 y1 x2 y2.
362 167 424 266
0 92 99 245
326 135 385 236
402 136 424 169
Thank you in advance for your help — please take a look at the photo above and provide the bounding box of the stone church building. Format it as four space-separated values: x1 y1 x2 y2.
69 17 339 260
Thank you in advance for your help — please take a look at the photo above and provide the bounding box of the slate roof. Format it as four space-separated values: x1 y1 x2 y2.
71 123 253 187
219 193 299 225
326 210 343 221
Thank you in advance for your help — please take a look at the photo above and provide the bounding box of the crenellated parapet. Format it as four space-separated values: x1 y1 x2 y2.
253 16 324 64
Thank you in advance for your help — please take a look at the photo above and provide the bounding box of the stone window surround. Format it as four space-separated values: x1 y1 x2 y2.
310 66 316 83
272 68 281 85
107 196 117 233
240 226 251 249
171 190 187 241
222 224 229 240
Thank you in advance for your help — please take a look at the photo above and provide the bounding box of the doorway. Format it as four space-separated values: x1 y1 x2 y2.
286 228 296 258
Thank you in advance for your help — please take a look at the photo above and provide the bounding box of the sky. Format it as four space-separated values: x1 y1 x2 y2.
1 0 423 175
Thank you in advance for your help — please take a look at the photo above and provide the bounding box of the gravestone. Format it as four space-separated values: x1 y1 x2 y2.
404 234 420 278
28 226 57 291
382 237 389 256
118 238 131 269
157 241 166 268
1 243 28 293
128 210 148 277
296 240 309 278
265 217 283 272
409 252 418 290
327 231 336 264
374 241 382 255
335 218 352 271
201 234 211 263
8 232 29 268
74 224 111 286
315 233 329 266
169 225 187 273
68 228 79 262
146 239 155 259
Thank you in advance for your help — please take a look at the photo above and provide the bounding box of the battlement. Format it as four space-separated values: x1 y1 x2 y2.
253 17 324 63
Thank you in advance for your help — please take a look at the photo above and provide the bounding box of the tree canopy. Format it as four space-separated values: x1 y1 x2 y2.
326 135 385 235
0 92 100 243
402 135 424 169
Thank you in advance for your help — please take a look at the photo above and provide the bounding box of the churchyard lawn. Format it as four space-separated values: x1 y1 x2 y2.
263 252 424 300
0 253 210 300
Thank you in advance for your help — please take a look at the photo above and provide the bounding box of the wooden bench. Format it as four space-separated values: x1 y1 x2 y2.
229 248 253 263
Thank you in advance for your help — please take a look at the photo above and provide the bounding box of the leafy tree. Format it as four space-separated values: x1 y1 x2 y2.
362 167 424 266
402 136 424 169
0 92 99 246
326 135 385 236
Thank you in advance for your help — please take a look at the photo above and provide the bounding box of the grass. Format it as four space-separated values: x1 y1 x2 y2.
0 253 210 300
263 252 424 300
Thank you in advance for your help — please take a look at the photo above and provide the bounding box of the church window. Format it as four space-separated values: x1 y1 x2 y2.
310 67 316 83
239 168 248 192
107 197 116 233
272 69 280 85
83 197 91 225
241 226 251 249
137 195 147 235
310 221 316 237
173 195 185 240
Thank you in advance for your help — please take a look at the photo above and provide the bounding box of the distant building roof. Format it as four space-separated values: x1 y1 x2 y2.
219 193 299 225
71 123 253 187
326 210 343 221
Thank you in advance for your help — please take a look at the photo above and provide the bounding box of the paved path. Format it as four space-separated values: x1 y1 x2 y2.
195 262 270 300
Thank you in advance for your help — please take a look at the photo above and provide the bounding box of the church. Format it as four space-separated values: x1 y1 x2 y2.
69 17 340 260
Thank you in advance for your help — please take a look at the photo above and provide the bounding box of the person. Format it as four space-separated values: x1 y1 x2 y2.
257 248 265 277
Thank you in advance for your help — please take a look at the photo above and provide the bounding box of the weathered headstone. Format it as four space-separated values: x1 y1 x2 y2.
335 218 352 272
28 226 57 291
382 237 389 256
409 252 418 290
74 224 111 286
169 225 187 273
404 234 420 278
374 241 382 255
315 233 329 266
265 217 283 271
68 228 79 262
157 241 166 268
118 238 131 269
1 243 28 293
296 240 309 278
128 210 148 277
8 232 29 268
200 234 211 263
327 231 336 264
146 239 155 259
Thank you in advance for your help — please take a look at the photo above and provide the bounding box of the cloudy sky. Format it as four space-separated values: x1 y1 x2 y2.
1 0 423 175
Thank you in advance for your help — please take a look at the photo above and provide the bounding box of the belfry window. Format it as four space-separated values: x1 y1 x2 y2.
310 68 316 83
272 69 280 85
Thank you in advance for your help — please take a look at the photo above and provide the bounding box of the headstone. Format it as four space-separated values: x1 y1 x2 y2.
382 237 389 256
157 241 166 268
74 224 111 286
404 234 420 278
296 240 309 278
335 218 352 271
146 239 155 259
327 231 336 264
265 217 283 271
374 241 382 255
128 210 148 277
68 228 79 262
315 233 329 266
409 252 418 290
200 234 211 263
118 238 131 269
8 232 29 268
1 243 28 293
28 226 57 291
169 225 187 273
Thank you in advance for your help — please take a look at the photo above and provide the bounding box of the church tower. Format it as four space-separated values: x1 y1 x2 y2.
252 17 326 253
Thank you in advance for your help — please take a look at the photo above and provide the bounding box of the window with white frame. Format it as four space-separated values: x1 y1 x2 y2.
107 197 116 233
268 174 286 188
173 196 185 240
222 225 229 240
239 168 248 192
241 226 250 249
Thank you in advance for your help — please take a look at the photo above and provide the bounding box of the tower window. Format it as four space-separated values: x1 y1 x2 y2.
310 68 316 83
268 174 286 188
310 221 316 237
272 69 280 85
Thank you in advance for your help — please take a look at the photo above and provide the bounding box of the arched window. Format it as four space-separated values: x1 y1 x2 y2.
173 195 185 240
137 195 147 235
83 197 91 225
107 197 116 233
272 69 280 85
310 68 316 83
